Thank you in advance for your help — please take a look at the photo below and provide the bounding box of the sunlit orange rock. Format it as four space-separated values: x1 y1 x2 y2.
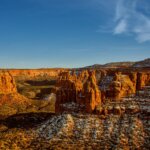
0 71 31 110
106 72 135 99
0 71 17 94
83 71 101 113
137 72 150 90
7 69 65 80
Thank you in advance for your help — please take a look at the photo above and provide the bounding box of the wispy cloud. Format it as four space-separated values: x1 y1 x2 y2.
114 19 127 34
114 0 150 43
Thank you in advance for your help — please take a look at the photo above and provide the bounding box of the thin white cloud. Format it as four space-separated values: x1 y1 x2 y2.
114 0 150 43
114 19 127 34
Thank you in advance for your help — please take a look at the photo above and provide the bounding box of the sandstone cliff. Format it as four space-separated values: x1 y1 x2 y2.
0 71 17 94
0 71 31 116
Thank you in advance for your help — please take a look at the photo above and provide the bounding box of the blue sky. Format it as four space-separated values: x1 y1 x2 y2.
0 0 150 68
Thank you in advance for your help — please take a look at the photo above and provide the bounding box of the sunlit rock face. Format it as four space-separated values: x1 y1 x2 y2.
99 72 136 100
108 72 136 99
8 69 64 80
0 71 31 115
137 72 150 90
0 71 17 94
83 71 101 113
55 70 101 113
55 68 150 114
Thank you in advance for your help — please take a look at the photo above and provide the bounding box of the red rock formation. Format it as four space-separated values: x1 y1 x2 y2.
55 68 150 114
55 70 101 113
0 71 31 113
83 71 101 113
105 72 136 99
128 72 137 90
0 71 17 94
55 71 83 113
137 72 150 90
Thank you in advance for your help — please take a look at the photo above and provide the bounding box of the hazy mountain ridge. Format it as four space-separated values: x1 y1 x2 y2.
84 58 150 69
132 58 150 68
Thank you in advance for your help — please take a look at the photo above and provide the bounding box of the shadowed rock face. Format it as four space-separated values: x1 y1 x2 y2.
0 71 17 94
55 70 101 113
55 71 83 113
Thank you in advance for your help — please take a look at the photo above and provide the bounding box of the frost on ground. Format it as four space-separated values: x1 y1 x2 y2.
35 112 148 149
37 114 74 140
